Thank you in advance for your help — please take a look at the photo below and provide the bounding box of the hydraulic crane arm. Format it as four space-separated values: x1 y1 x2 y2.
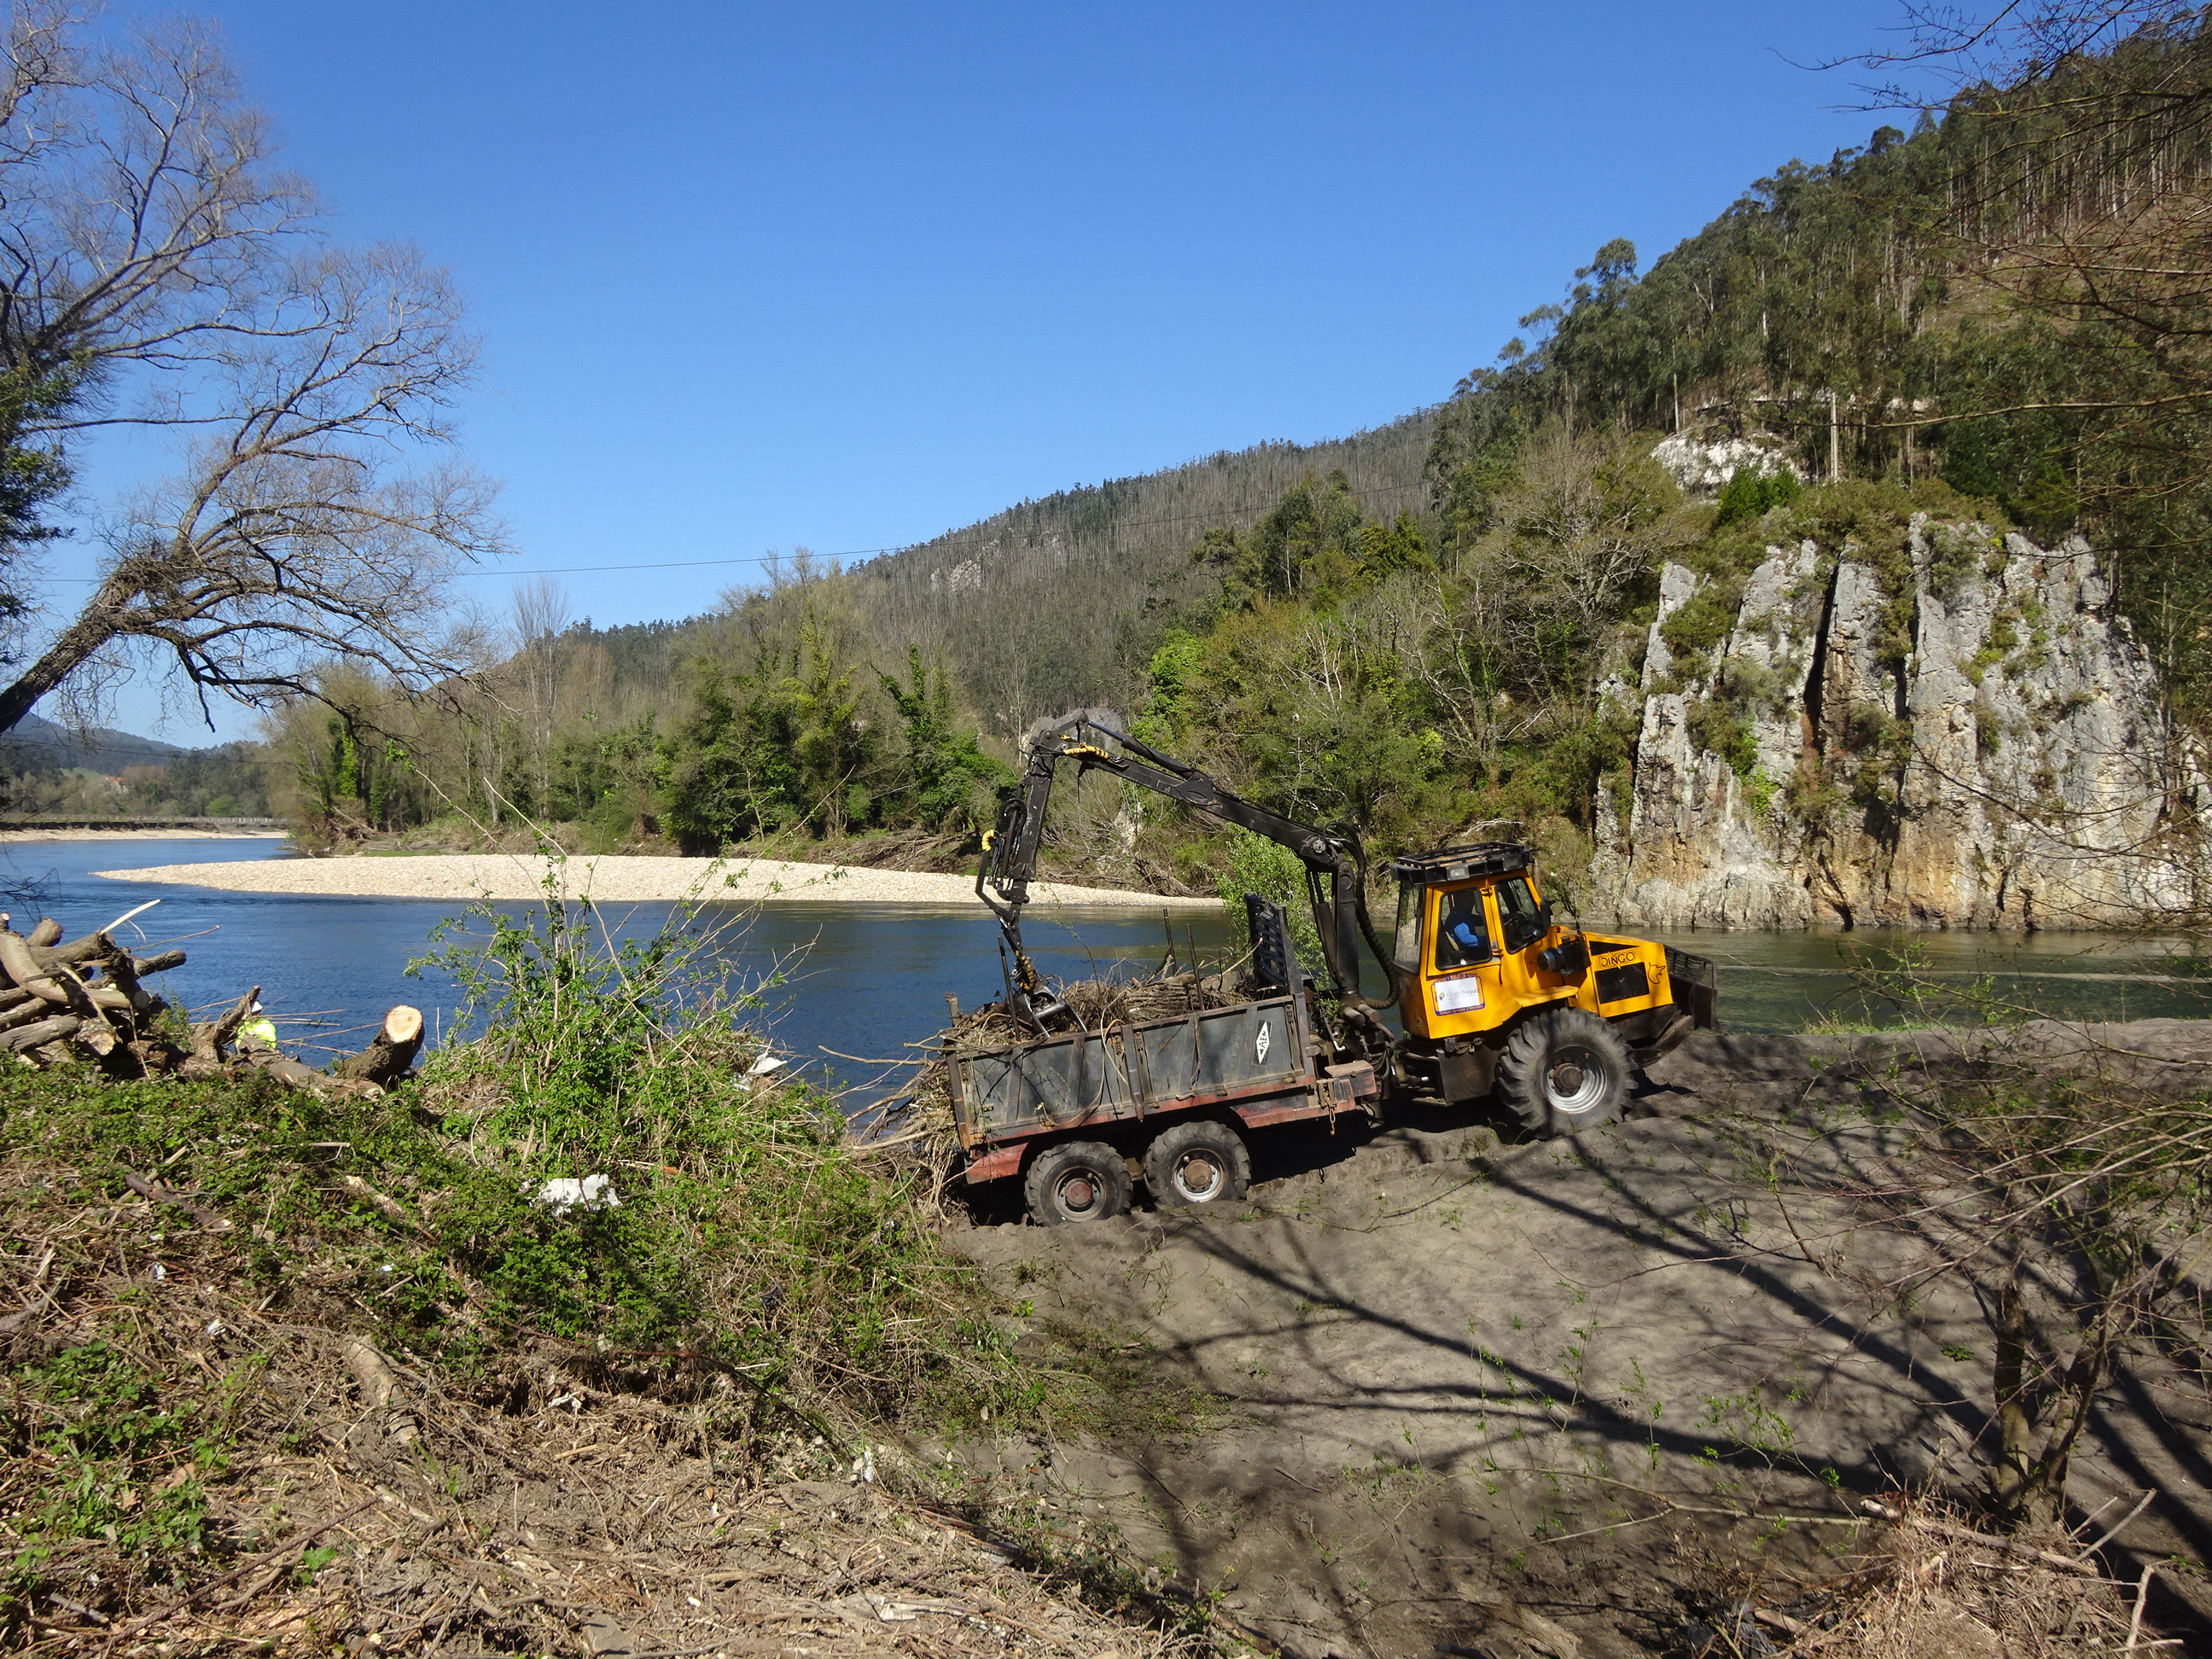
976 710 1401 1028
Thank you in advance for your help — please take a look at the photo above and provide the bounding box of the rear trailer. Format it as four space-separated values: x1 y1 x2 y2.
950 992 1378 1222
951 899 1377 1224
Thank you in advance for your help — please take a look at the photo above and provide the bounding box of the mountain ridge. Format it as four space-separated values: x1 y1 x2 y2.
0 713 193 775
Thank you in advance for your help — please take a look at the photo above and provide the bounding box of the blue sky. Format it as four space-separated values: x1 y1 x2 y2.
79 0 1936 741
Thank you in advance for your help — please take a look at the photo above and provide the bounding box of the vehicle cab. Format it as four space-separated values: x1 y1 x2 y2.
1388 841 1710 1104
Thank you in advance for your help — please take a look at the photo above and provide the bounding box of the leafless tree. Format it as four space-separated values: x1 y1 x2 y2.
1490 427 1675 648
0 3 500 733
506 576 573 813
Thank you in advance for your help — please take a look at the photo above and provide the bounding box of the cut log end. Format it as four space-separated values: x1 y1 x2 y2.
335 1004 426 1090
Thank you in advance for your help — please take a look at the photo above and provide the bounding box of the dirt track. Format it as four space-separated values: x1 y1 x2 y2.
943 1022 2212 1659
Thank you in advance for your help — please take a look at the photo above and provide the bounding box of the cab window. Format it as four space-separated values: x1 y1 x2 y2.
1432 886 1493 970
1496 876 1548 952
1392 882 1424 970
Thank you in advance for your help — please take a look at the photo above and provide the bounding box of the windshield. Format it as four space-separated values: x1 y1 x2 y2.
1497 875 1547 952
1432 885 1493 970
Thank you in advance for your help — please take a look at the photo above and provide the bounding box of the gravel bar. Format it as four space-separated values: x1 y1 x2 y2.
96 852 1219 909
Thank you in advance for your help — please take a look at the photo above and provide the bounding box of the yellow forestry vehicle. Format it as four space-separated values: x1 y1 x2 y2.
956 712 1717 1224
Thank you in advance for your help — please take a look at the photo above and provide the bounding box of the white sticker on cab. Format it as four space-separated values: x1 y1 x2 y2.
1434 976 1485 1015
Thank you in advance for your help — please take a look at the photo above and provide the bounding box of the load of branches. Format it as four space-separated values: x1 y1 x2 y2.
0 908 424 1100
870 964 1246 1196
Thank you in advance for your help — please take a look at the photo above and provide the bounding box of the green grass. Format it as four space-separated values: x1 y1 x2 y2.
1 884 1026 1431
6 1341 229 1582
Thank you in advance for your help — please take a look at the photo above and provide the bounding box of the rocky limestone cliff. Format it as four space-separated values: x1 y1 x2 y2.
1590 518 2209 929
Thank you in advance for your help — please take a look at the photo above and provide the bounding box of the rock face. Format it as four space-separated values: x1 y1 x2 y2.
1591 519 2208 929
1649 432 1801 492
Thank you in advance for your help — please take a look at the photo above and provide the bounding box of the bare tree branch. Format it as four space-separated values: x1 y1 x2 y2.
0 5 501 732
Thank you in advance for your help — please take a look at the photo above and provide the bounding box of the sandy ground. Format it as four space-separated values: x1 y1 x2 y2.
946 1024 2212 1659
95 850 1219 908
1 827 286 842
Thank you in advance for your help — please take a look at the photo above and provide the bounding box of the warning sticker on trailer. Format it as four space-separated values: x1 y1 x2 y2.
1255 1022 1272 1064
1434 976 1485 1015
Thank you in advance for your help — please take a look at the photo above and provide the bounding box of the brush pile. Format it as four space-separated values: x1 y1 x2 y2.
873 966 1247 1190
0 908 422 1098
1676 1493 2182 1657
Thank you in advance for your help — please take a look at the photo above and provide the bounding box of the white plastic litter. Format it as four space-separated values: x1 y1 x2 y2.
744 1052 786 1076
530 1174 620 1214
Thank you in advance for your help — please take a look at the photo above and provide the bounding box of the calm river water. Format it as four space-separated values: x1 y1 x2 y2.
7 837 2206 1101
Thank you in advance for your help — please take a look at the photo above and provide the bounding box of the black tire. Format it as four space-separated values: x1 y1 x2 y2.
1024 1141 1133 1225
1495 1006 1633 1138
1142 1119 1252 1210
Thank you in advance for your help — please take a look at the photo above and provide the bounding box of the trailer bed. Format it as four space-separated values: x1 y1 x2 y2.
952 993 1375 1185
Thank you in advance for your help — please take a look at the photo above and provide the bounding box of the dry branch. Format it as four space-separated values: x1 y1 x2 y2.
340 1337 422 1447
121 1170 231 1231
0 928 71 1004
0 999 59 1034
240 1039 383 1101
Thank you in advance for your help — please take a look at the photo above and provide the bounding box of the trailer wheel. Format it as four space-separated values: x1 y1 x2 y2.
1496 1007 1632 1137
1025 1141 1132 1225
1143 1120 1252 1209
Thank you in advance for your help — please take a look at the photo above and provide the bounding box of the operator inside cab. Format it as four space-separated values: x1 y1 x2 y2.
1434 888 1492 969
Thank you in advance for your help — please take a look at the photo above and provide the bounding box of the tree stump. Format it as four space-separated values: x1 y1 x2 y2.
336 1005 425 1089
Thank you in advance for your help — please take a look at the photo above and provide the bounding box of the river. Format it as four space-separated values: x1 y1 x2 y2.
6 837 2206 1101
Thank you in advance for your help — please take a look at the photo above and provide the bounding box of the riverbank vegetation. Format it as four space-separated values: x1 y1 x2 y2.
0 740 269 822
0 898 1247 1654
0 890 1213 1650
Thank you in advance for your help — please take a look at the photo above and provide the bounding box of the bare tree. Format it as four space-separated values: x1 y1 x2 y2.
506 576 573 813
0 4 499 732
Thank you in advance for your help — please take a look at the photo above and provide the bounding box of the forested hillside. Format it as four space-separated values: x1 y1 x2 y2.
847 414 1436 731
0 716 270 820
271 12 2212 923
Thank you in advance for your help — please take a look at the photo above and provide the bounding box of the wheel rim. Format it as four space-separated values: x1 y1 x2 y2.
1172 1150 1223 1202
1053 1167 1104 1218
1545 1045 1608 1115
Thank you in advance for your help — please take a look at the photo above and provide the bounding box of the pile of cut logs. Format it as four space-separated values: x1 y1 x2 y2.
2 905 424 1099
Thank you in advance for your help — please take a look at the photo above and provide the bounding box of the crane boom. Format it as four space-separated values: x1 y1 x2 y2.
976 711 1399 1027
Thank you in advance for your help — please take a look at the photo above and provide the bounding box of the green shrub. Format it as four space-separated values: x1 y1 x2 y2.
1686 697 1759 778
1660 574 1746 663
1925 522 2000 606
7 1342 223 1573
1713 464 1802 529
1214 830 1325 970
0 890 1019 1432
